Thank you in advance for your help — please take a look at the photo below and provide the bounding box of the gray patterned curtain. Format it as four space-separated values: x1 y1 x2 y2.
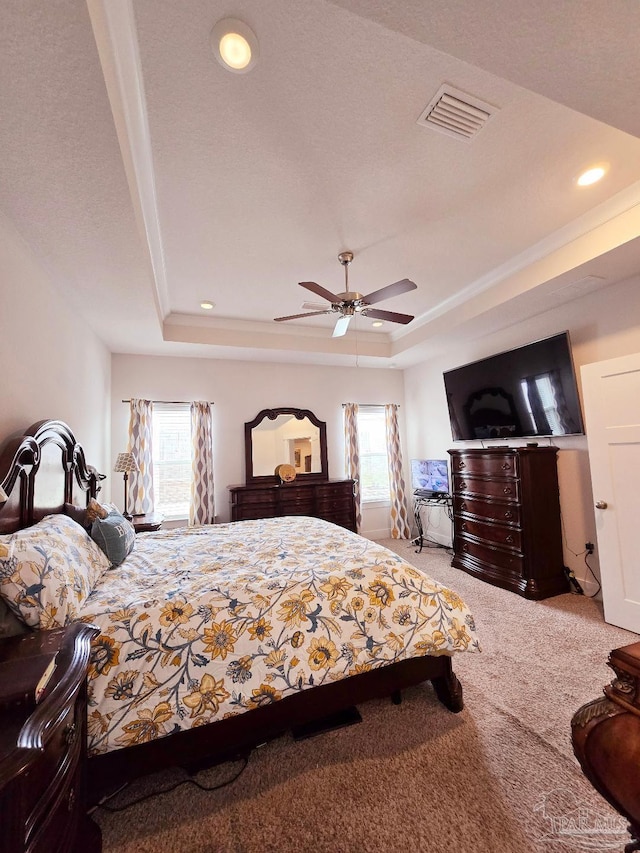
343 403 362 532
384 404 411 539
190 401 214 526
128 399 154 515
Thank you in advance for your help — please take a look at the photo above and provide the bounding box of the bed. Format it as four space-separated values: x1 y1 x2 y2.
0 420 480 804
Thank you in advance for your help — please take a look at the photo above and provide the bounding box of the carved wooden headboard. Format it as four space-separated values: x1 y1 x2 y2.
0 420 104 534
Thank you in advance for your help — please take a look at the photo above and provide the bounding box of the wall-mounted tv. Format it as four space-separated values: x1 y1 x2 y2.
443 331 585 442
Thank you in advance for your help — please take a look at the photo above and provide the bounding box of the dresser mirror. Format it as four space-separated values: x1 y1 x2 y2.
245 407 329 483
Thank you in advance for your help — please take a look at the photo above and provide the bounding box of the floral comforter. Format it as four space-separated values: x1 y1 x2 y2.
80 516 480 755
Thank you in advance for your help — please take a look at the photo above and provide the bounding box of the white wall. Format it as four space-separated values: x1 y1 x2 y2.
0 212 110 472
111 355 406 538
404 273 640 594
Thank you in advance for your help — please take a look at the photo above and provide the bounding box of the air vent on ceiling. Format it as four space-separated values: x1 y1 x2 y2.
417 85 497 141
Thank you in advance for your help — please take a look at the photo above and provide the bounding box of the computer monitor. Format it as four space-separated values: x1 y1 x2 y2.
410 459 450 496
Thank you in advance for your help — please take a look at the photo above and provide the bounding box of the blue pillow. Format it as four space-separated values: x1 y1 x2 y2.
90 511 136 567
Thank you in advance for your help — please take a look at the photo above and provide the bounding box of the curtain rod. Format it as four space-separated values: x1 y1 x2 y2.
121 399 215 404
341 403 400 408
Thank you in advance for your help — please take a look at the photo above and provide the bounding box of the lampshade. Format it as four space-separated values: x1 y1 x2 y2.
114 452 139 474
0 484 7 503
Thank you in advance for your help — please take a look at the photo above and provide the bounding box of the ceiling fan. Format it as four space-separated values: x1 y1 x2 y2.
274 251 417 338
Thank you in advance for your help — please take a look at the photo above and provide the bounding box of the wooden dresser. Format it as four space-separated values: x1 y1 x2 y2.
448 447 569 599
0 623 101 853
229 479 357 532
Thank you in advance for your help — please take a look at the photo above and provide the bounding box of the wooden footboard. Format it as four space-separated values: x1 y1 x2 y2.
87 653 462 804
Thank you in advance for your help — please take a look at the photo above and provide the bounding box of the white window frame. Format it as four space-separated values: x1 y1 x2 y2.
152 403 191 520
356 406 391 504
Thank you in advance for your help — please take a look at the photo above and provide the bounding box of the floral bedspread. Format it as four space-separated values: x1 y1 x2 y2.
79 516 480 755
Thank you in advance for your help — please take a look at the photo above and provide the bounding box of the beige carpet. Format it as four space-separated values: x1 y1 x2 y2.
94 541 638 853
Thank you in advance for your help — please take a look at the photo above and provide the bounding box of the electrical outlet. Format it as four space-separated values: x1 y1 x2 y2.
585 541 594 555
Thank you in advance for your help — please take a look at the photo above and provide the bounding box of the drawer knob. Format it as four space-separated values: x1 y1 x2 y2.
504 510 513 519
595 500 608 510
501 462 510 470
461 522 467 532
459 480 467 490
503 487 512 495
460 501 467 511
505 535 514 544
68 787 75 812
64 723 77 746
458 461 466 469
462 543 469 552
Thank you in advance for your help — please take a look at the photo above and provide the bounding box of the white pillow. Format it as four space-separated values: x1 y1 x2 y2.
0 514 111 628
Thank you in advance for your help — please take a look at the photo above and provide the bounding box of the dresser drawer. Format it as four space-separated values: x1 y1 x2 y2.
453 473 519 502
455 536 525 578
454 495 521 526
232 489 277 508
450 453 518 478
28 762 80 853
278 494 315 515
315 495 353 513
456 517 522 551
22 694 82 825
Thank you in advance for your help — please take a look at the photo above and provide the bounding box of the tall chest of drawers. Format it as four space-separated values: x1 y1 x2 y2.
448 447 569 599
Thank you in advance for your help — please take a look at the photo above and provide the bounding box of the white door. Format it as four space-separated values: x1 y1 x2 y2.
581 352 640 632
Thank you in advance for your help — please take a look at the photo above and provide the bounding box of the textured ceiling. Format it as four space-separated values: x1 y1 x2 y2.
2 0 640 367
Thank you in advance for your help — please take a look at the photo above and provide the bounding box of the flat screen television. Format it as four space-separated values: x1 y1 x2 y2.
411 459 450 496
443 331 585 442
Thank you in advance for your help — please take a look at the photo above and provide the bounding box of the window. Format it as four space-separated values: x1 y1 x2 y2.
356 407 390 502
152 404 191 519
521 374 563 435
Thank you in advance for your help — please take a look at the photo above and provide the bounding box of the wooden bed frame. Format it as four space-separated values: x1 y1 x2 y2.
0 420 464 805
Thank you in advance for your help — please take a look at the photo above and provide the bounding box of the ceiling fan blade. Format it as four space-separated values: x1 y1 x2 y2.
363 308 414 325
274 310 334 322
299 281 343 303
332 315 352 337
362 278 417 306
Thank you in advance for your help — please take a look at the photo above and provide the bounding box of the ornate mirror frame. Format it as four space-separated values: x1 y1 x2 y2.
245 407 329 484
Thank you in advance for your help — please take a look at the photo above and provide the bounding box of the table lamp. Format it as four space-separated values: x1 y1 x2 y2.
113 452 139 520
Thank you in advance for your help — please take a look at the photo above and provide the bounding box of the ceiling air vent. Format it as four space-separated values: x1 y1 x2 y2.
417 85 497 141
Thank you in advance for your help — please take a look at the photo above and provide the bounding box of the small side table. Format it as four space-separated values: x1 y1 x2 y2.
0 623 102 852
131 512 164 533
413 493 453 552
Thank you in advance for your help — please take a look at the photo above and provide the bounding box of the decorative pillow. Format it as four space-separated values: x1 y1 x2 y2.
90 511 135 567
86 497 110 524
0 514 112 629
64 502 89 529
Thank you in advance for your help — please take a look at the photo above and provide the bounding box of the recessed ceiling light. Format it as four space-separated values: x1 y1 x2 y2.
200 301 214 310
577 165 608 186
211 19 259 73
372 320 384 327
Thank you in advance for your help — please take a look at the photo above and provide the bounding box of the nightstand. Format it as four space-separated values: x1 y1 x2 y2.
131 512 164 532
0 623 101 853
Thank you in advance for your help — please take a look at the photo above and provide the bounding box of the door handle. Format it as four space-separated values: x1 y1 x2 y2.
595 500 608 509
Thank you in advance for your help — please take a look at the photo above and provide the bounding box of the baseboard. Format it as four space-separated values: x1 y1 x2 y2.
420 529 451 548
361 527 391 540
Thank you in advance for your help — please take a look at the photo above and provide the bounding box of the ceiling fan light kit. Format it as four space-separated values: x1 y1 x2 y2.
274 252 417 337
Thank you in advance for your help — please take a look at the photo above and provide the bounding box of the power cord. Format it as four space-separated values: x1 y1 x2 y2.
559 506 601 598
94 754 249 813
582 551 602 599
